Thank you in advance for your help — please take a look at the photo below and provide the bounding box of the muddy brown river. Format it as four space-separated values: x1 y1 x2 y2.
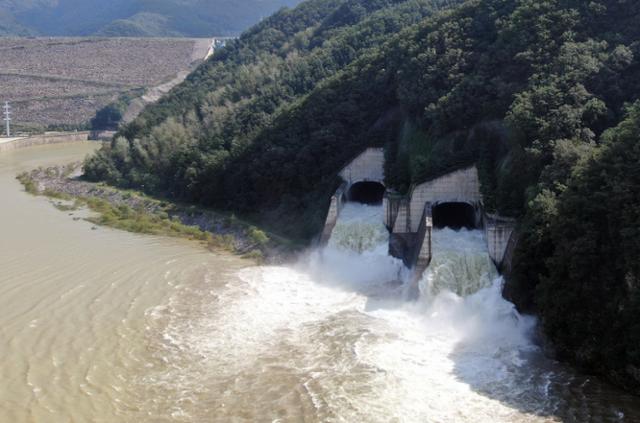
1 143 639 422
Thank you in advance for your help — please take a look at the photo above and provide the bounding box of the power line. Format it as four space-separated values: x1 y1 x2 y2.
3 101 11 137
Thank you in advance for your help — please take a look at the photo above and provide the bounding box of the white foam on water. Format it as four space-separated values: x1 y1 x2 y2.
148 203 640 422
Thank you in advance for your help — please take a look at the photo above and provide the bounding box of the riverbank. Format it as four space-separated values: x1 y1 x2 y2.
0 131 92 152
17 163 299 263
0 143 256 422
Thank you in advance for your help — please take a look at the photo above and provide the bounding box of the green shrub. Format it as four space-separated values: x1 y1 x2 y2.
248 227 269 246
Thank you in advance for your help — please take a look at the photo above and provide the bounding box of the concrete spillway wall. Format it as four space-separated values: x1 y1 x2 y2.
320 182 347 245
320 148 385 244
386 166 515 277
408 167 483 232
485 213 517 271
0 131 91 153
339 148 385 186
322 150 517 282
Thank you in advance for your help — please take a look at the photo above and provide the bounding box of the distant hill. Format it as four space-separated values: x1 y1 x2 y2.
0 0 301 37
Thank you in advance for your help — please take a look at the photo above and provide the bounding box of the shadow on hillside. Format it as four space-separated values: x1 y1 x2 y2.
300 247 640 421
448 327 640 422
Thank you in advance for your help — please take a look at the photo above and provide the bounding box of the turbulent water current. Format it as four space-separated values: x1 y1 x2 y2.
1 144 640 422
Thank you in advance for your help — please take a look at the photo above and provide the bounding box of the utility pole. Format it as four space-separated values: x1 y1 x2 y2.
3 102 11 137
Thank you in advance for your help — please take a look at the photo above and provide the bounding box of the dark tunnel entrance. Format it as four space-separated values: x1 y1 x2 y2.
347 181 385 205
432 202 477 229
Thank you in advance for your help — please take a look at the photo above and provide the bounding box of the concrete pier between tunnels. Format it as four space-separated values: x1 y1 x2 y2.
321 150 517 285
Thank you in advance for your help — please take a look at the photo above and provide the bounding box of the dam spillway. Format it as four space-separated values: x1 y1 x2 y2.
322 148 517 283
312 199 640 421
2 144 640 421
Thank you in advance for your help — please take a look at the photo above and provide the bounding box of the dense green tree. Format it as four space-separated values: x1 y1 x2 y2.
84 0 640 389
538 103 640 392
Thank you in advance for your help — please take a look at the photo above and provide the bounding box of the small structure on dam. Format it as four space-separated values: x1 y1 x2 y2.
384 166 516 281
322 148 517 283
320 148 386 243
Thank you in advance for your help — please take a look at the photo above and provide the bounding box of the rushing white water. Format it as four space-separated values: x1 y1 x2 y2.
147 202 640 421
2 146 640 422
419 228 498 299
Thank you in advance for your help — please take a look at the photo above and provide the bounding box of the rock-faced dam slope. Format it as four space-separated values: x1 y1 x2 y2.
0 37 210 130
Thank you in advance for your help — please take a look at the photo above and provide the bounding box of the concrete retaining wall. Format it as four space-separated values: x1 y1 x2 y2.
339 148 385 185
391 197 411 234
0 132 91 152
89 130 116 141
321 148 386 245
412 204 433 279
320 183 347 244
484 213 517 267
384 166 517 285
408 167 482 232
500 229 519 276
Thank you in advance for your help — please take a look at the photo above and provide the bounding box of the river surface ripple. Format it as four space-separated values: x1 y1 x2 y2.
1 144 639 422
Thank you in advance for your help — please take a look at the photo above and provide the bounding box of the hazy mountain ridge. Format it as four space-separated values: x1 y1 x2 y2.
0 0 301 37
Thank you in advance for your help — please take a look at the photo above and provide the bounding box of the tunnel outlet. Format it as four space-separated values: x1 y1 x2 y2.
347 181 385 205
432 202 477 229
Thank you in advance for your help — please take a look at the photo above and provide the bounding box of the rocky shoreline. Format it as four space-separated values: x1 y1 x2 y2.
17 163 299 264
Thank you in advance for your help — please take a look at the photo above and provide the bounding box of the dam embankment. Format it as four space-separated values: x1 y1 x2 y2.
0 131 94 152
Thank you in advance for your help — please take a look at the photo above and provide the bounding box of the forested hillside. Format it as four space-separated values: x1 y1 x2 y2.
85 0 640 392
87 0 456 234
0 0 300 37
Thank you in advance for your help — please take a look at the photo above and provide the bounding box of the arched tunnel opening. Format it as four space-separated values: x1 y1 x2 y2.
347 181 385 205
432 202 477 230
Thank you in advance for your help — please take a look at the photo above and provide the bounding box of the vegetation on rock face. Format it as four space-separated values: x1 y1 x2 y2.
84 0 640 391
91 93 140 131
